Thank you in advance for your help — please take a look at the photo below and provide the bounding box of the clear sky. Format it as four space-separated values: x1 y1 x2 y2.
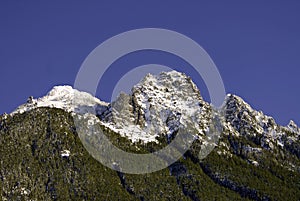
0 1 299 126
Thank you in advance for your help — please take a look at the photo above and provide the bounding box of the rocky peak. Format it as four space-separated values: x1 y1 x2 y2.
288 120 300 134
133 71 204 102
223 94 279 140
101 71 211 143
223 94 257 131
9 71 298 146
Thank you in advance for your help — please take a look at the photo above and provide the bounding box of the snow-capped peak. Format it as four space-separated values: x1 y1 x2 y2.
100 70 211 143
12 85 108 115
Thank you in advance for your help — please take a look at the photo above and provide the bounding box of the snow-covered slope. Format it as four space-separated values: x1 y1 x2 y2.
100 71 211 143
12 85 108 115
11 70 299 146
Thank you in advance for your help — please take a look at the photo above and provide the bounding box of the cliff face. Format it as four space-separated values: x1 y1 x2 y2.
1 70 299 200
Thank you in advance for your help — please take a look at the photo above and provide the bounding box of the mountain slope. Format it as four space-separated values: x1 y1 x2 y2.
1 70 299 200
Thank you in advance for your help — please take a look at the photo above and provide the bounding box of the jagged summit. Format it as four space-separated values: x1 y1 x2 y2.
288 120 299 133
10 70 299 145
100 70 211 142
135 71 204 102
224 93 277 132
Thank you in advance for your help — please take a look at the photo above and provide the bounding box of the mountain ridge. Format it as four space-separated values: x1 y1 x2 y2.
10 71 300 144
1 70 299 200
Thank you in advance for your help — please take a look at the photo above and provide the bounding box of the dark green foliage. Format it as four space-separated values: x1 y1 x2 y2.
0 108 134 200
0 108 299 200
198 134 300 201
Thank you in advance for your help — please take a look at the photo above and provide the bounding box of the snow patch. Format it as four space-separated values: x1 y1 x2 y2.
61 150 70 157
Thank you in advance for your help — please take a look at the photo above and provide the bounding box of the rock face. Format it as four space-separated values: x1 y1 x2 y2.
1 70 300 200
223 93 300 159
100 71 211 143
288 120 300 133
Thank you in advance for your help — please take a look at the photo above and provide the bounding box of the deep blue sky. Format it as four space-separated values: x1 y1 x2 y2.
0 1 299 126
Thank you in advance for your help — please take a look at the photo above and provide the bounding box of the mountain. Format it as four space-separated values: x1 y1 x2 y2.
1 70 299 200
